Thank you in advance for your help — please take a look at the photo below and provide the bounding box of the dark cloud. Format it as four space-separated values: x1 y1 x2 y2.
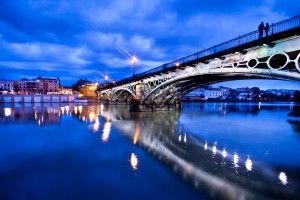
0 0 299 86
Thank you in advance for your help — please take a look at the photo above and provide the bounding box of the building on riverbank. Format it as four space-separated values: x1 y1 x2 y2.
2 76 62 95
36 76 60 94
14 79 37 94
79 83 98 98
183 87 226 101
183 86 297 101
0 80 13 94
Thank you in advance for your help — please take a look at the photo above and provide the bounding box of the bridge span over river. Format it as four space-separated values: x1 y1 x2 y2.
98 15 300 111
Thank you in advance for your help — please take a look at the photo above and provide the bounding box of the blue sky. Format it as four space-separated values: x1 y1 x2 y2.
0 0 299 88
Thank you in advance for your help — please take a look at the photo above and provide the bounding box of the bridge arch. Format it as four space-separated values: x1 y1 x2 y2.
141 68 300 105
267 52 290 70
247 58 259 68
110 88 136 102
295 53 300 72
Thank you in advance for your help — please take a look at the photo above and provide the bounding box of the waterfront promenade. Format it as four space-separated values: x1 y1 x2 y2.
0 94 75 103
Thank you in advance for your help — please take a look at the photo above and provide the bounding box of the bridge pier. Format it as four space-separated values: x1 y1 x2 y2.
138 101 182 112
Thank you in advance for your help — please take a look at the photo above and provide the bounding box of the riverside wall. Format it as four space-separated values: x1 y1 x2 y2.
0 94 75 103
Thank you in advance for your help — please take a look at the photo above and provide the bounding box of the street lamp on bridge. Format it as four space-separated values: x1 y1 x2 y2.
131 56 137 78
104 75 109 85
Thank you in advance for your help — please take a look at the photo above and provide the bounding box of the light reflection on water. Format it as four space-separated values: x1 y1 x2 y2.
245 158 253 171
133 121 141 145
4 107 11 116
102 121 112 142
0 102 300 200
222 149 227 158
97 102 300 200
233 153 239 167
212 145 217 155
279 172 288 185
130 153 139 170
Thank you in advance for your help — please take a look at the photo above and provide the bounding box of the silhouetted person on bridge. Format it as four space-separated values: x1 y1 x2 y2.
265 23 270 37
258 21 264 39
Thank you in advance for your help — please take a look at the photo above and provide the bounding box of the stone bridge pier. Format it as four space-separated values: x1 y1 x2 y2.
99 79 182 111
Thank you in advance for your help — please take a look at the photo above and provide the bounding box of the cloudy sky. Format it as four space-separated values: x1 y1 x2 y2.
0 0 299 88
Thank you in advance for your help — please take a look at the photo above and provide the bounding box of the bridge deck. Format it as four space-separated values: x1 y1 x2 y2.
102 15 300 89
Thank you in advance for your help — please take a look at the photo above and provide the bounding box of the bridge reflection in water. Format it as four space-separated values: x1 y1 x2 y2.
97 103 300 200
1 103 299 199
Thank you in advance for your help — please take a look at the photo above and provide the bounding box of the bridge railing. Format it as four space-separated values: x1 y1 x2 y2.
116 15 300 85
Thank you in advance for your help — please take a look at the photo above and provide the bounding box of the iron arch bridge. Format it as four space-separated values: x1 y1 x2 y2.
98 15 300 111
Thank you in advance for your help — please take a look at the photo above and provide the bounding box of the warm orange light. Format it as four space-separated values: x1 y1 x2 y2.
176 62 180 67
133 122 141 145
89 112 95 122
78 105 83 114
93 118 100 132
74 106 78 115
131 56 137 64
102 121 112 142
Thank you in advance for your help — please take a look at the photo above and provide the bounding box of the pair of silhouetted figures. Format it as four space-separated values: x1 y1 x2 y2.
258 21 269 39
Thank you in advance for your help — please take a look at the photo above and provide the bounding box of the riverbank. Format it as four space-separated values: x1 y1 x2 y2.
182 99 298 103
0 94 74 103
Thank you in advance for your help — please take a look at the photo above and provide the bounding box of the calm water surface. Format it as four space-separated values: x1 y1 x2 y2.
0 102 300 200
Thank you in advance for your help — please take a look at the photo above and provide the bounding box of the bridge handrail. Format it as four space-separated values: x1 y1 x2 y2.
116 15 300 85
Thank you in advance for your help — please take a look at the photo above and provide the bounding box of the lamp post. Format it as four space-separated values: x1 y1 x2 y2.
104 75 108 86
131 56 137 78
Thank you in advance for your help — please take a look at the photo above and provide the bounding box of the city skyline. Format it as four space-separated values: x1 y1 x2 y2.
0 0 299 87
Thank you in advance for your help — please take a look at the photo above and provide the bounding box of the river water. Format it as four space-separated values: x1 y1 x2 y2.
0 102 299 200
